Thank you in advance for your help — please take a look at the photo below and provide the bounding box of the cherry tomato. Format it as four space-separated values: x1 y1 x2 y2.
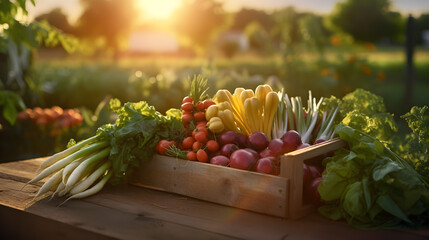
203 100 216 109
182 96 194 104
206 140 219 152
193 111 205 122
182 137 195 149
154 140 162 152
181 102 194 112
158 140 171 155
195 131 208 143
196 121 207 128
187 151 197 161
196 149 208 163
192 127 208 138
182 113 193 124
192 141 203 151
195 101 205 111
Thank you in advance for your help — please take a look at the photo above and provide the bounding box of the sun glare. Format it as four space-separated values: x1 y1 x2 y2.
137 0 181 21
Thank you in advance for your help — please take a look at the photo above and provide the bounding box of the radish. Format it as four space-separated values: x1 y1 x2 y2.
297 143 311 149
304 177 323 206
230 149 256 170
248 132 269 151
268 138 286 155
259 148 277 158
236 133 248 148
219 131 237 146
255 157 275 174
281 130 302 153
210 155 230 166
243 148 259 160
220 143 239 157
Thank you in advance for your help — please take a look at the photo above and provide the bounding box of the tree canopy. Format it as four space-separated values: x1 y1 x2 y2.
75 0 137 55
328 0 403 42
172 0 228 53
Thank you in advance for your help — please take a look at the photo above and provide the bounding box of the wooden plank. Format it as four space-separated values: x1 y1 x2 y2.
129 154 289 217
280 138 347 219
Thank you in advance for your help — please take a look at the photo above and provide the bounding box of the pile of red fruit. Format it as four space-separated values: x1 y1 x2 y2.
155 96 217 162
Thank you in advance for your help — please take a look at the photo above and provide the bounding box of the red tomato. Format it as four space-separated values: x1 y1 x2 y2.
158 140 171 155
187 151 197 161
203 100 216 109
154 140 162 152
181 102 194 112
182 96 194 104
195 131 208 143
196 149 208 163
206 140 219 152
182 113 193 124
195 101 205 111
196 121 207 128
192 141 203 151
192 127 208 138
193 111 205 122
182 137 195 149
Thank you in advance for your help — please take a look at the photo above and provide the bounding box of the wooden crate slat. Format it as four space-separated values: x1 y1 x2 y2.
129 155 289 217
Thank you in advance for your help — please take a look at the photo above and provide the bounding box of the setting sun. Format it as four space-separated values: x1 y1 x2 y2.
137 0 181 20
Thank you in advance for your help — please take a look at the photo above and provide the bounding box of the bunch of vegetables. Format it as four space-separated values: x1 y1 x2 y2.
26 98 183 202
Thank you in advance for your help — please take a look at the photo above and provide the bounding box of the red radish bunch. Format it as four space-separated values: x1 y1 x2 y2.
155 96 217 163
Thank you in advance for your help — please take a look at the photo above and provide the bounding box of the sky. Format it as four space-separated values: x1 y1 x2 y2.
26 0 429 24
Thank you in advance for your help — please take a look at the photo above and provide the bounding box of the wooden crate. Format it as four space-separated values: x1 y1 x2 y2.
129 138 346 219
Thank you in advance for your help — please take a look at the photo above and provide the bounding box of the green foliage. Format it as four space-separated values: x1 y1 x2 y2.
319 124 429 229
0 89 25 125
339 89 397 143
34 8 73 34
98 99 183 185
397 106 429 178
244 21 273 53
328 0 404 42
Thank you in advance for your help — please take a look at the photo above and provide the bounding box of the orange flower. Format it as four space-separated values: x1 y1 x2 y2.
364 42 376 51
377 71 385 82
360 64 372 75
320 68 330 76
330 36 342 46
347 55 356 63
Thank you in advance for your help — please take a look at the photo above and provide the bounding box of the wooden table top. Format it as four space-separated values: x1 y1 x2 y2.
0 157 428 240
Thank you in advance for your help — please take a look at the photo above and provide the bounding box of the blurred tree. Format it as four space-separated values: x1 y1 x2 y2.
415 13 429 45
75 0 137 58
328 0 403 42
35 8 73 34
271 7 303 48
244 21 273 53
299 14 331 58
231 8 274 32
172 0 228 54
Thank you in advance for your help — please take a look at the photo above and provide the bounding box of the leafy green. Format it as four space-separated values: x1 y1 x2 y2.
319 124 429 229
97 99 183 185
396 106 429 178
339 89 397 144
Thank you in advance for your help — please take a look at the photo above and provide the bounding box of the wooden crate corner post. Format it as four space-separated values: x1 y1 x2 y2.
279 138 346 219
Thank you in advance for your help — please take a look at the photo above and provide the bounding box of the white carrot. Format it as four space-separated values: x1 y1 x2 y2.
60 171 112 206
34 169 63 199
37 135 100 172
69 161 111 195
66 147 110 188
26 141 109 186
